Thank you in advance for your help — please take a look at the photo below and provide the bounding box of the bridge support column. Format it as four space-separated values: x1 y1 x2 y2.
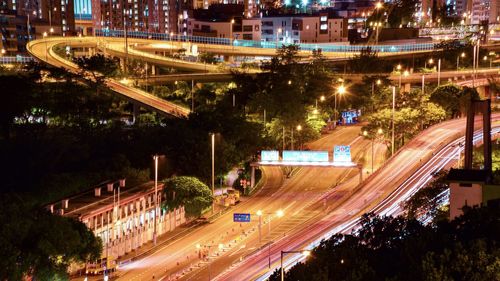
223 55 235 63
250 166 256 188
403 83 411 93
132 103 139 124
120 58 126 73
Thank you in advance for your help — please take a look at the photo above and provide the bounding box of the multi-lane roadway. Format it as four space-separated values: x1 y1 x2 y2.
103 126 376 281
216 114 500 281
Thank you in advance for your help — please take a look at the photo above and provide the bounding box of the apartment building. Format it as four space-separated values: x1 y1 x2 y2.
91 0 179 33
261 13 348 43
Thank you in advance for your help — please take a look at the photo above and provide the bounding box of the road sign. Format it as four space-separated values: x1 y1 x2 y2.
233 213 251 222
282 151 329 162
261 150 280 161
334 145 351 163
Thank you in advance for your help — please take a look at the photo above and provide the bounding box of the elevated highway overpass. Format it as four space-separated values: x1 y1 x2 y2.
27 37 191 117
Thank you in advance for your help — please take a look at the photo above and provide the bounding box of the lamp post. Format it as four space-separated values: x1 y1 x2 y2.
371 79 381 112
391 86 395 156
398 70 409 93
457 52 465 70
231 19 235 51
152 155 163 245
1 48 6 56
281 250 310 281
438 58 441 86
211 133 215 214
335 84 346 127
276 27 282 49
396 64 402 88
257 209 284 267
43 32 48 61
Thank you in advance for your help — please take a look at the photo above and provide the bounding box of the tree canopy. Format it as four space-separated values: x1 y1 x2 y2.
162 176 213 217
0 195 102 280
271 204 500 281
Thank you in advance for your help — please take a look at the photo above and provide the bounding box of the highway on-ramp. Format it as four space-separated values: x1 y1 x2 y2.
27 37 190 118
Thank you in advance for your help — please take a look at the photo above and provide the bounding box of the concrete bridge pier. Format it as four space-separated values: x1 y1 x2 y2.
223 55 235 64
132 103 140 124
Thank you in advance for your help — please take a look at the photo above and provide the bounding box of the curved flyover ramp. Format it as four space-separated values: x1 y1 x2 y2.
27 36 191 118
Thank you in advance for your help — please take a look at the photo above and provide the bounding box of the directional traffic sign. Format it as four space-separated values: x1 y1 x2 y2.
233 213 251 222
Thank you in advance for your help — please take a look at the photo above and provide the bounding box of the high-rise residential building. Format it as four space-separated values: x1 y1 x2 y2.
1 0 74 54
91 0 179 33
443 0 499 24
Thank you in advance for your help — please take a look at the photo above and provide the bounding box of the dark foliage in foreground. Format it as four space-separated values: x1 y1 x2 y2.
271 204 500 281
0 195 102 280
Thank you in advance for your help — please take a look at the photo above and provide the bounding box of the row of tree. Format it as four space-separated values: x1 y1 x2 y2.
271 204 500 281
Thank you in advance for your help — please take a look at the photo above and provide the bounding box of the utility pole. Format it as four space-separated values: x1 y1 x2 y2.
391 86 395 156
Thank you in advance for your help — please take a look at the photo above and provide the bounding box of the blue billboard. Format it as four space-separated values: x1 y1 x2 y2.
282 151 329 162
261 150 280 162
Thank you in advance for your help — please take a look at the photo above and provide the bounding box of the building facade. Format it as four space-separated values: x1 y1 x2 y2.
91 0 179 33
187 17 261 41
47 180 186 261
261 14 348 43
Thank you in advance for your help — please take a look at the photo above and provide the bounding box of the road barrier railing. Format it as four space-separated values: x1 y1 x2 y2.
95 29 437 53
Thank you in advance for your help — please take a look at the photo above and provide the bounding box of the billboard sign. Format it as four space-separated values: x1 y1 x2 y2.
282 151 329 162
233 213 251 222
333 146 351 163
261 150 280 162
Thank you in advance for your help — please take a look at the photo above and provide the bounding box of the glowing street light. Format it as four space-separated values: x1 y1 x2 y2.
281 250 311 281
457 52 466 70
334 84 346 128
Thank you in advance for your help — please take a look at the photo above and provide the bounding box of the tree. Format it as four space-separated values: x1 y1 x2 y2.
162 176 213 217
430 85 479 118
0 195 102 280
387 0 419 27
270 204 500 281
348 47 387 73
199 52 218 64
73 54 120 94
0 73 33 139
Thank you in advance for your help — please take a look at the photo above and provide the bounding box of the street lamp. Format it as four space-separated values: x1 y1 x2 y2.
0 48 5 56
152 154 164 245
391 86 396 156
335 84 346 127
43 31 48 61
398 70 409 91
276 27 282 49
211 133 216 214
257 209 284 268
371 79 381 112
457 52 465 70
231 19 235 51
281 250 311 281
